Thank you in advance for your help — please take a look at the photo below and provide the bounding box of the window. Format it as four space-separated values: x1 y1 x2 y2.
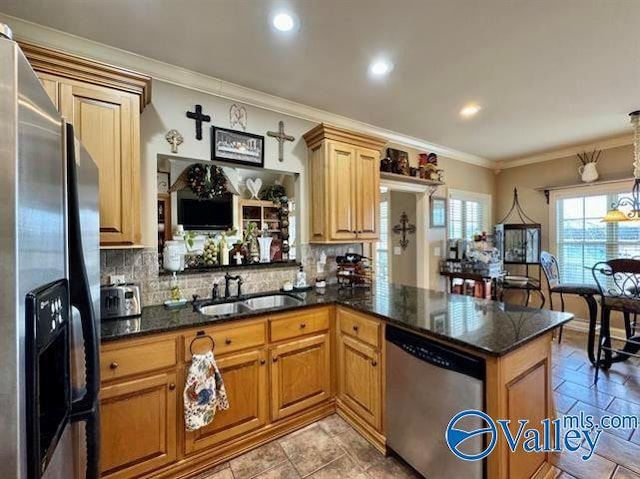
376 189 389 283
448 190 491 240
551 182 640 284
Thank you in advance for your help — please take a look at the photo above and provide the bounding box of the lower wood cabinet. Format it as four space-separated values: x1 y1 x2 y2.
184 348 268 454
100 371 177 479
270 333 331 421
337 334 382 430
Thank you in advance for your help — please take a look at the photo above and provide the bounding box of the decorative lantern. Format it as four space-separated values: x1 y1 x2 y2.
495 189 541 265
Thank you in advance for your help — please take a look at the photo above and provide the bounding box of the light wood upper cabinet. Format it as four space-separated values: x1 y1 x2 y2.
60 81 140 245
24 41 151 246
100 371 177 479
270 333 331 421
184 349 268 454
304 124 385 243
36 72 60 109
355 147 381 240
327 142 358 240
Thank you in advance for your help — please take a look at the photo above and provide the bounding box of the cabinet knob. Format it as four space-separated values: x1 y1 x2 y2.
300 323 306 329
371 360 378 367
260 359 266 365
109 361 119 370
225 338 232 345
169 383 176 390
273 356 279 363
352 324 359 332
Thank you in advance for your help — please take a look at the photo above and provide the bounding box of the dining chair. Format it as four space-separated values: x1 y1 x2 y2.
592 258 640 383
540 252 599 349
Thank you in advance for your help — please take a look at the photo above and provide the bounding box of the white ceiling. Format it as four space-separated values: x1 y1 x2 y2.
1 0 639 161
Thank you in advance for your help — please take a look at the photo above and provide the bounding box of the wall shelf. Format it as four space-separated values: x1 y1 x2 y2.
536 177 634 204
379 171 444 195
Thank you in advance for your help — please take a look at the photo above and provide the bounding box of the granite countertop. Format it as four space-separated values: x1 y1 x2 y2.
100 283 573 357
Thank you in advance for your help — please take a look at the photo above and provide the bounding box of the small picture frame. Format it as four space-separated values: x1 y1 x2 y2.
430 196 447 228
211 126 264 168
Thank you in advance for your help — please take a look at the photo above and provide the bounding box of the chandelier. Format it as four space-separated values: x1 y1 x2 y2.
602 110 640 222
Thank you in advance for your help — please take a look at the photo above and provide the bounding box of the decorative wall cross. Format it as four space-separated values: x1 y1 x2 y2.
392 212 416 251
267 121 295 162
186 104 211 140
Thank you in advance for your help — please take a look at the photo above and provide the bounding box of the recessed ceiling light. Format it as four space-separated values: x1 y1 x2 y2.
370 60 393 76
273 12 295 32
460 103 481 118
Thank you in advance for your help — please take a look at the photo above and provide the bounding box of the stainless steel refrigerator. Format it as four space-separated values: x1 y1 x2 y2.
0 25 101 479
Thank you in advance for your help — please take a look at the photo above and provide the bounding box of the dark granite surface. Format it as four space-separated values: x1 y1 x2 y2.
100 283 573 356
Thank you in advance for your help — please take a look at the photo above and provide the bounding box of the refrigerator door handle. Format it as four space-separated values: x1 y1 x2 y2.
65 123 101 479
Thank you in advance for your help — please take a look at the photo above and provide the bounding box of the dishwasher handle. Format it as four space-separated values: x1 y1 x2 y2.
386 326 485 381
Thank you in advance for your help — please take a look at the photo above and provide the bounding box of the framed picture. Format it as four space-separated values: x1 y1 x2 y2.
430 196 447 228
211 126 264 168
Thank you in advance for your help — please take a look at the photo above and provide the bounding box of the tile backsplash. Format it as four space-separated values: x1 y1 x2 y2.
101 244 362 307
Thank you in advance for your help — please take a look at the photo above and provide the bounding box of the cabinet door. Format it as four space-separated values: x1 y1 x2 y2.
36 72 60 109
100 372 177 479
355 147 380 240
184 349 268 454
327 141 357 241
60 81 140 245
270 334 331 421
338 334 382 430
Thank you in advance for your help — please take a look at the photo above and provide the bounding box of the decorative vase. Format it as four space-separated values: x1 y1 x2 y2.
258 237 273 263
579 162 599 183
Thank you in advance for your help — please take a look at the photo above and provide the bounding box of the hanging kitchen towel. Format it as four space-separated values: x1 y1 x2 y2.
184 351 229 431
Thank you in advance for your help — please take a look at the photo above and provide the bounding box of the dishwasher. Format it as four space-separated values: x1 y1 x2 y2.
386 325 486 479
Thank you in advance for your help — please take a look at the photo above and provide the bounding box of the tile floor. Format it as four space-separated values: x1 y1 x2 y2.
193 329 640 479
548 329 640 479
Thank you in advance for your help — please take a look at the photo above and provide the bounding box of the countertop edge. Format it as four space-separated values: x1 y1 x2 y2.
100 297 574 357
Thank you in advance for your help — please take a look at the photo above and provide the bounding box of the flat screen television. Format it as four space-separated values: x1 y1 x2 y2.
178 193 234 230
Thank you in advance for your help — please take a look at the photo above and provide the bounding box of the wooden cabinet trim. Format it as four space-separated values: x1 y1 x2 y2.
303 123 387 151
19 40 151 110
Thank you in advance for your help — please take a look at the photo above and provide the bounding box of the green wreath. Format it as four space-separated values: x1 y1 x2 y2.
187 164 227 199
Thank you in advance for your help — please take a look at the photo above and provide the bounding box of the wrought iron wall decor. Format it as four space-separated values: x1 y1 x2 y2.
393 212 416 251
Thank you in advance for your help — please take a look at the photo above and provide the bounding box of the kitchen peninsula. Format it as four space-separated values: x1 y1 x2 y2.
100 283 572 479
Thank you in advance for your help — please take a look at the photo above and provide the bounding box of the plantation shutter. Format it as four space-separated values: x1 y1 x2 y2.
552 183 640 284
448 190 491 240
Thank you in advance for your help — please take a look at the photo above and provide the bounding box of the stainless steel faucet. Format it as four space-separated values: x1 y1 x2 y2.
224 272 243 299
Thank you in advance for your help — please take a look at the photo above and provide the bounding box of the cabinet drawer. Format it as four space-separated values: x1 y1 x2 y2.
185 321 266 360
339 308 380 348
269 308 330 342
101 337 177 382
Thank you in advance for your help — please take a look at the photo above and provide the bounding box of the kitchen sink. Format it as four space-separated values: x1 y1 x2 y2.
198 301 252 316
242 294 303 310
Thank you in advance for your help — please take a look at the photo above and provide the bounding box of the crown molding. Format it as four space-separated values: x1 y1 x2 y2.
0 12 494 169
496 134 633 170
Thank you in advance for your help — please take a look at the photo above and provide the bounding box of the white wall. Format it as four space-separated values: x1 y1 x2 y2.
140 79 317 247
